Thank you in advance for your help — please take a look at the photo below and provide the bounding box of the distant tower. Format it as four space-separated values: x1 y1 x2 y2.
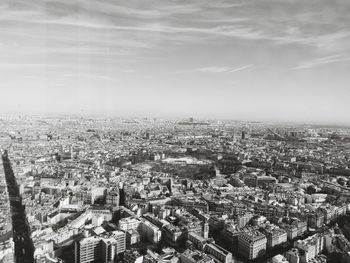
241 131 246 140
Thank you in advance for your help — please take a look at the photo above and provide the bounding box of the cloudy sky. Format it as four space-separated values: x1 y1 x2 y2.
0 0 349 123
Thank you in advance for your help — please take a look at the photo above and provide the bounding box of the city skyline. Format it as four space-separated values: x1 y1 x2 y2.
1 0 349 124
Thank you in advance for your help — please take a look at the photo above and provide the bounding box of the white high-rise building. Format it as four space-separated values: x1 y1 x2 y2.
75 236 102 263
111 230 126 254
75 232 126 263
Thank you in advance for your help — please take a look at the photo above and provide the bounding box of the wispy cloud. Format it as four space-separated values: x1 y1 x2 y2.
1 0 350 74
195 64 253 73
27 18 262 40
273 31 350 52
2 0 350 53
229 64 253 73
292 54 350 69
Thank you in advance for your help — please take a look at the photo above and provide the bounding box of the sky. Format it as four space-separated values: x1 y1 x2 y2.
0 0 349 123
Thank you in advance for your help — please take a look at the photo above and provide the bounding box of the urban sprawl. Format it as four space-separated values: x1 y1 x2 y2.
1 116 350 263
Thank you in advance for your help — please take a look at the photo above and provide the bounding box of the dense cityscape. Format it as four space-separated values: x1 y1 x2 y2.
1 116 350 263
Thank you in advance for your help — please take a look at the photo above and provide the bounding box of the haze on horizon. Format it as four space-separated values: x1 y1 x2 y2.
0 0 349 124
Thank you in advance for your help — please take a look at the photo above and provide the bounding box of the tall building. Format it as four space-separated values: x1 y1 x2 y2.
75 232 126 263
111 230 126 254
75 236 102 263
101 238 117 263
238 231 267 260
